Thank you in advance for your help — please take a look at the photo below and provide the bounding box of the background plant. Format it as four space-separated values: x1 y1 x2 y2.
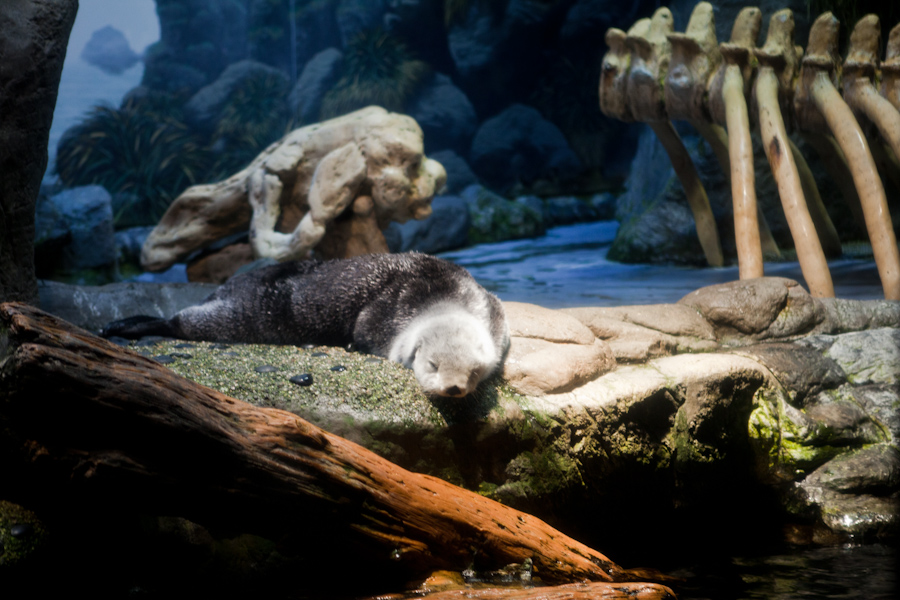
319 28 431 120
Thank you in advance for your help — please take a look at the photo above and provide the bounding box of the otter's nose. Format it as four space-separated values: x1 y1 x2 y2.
443 385 465 397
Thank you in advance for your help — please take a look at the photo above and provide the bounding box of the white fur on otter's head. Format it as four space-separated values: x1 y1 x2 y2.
388 304 501 398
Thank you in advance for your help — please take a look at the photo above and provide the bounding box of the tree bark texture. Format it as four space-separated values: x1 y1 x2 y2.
0 302 675 597
0 0 78 303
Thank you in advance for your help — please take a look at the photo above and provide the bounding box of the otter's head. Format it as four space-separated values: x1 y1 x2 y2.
389 308 499 398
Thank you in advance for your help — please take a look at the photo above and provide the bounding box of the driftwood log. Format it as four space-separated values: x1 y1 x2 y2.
0 302 675 598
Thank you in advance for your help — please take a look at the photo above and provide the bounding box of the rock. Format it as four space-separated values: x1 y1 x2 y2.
384 195 470 254
143 0 250 93
818 298 900 333
469 104 583 193
501 301 616 396
504 302 595 345
797 445 900 535
288 48 343 124
335 0 387 47
46 186 117 271
819 329 900 385
115 226 155 265
461 184 544 244
291 0 341 71
186 243 255 283
447 0 555 114
406 73 478 155
141 107 447 271
587 192 616 220
503 337 614 397
563 304 718 362
609 126 733 265
184 59 289 132
731 343 846 406
38 279 218 333
679 277 825 340
540 196 600 227
80 25 140 74
0 0 78 303
429 150 478 194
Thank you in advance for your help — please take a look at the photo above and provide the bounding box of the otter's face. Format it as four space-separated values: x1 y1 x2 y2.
403 312 498 398
412 342 491 398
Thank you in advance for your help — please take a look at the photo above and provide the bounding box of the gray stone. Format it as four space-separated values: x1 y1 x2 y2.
407 73 478 155
823 329 900 386
806 386 886 446
429 150 478 194
447 0 554 113
288 48 343 124
38 279 218 333
384 195 470 254
461 184 544 243
818 298 900 334
143 0 250 93
116 226 155 265
80 25 140 74
0 0 78 303
851 384 900 444
469 104 582 193
47 186 117 271
679 277 826 340
291 0 341 71
588 193 616 221
184 59 288 131
732 343 846 406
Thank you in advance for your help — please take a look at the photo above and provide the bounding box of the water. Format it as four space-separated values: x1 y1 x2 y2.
439 221 886 307
669 543 897 600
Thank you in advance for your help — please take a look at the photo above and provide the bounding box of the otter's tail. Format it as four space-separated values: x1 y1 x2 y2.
101 315 178 340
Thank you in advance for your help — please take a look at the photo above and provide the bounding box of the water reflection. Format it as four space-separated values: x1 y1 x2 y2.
441 221 886 307
670 543 897 600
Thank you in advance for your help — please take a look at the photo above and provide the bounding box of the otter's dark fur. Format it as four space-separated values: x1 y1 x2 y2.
103 253 509 397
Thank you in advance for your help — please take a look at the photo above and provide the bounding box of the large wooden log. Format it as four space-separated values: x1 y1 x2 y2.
0 302 674 597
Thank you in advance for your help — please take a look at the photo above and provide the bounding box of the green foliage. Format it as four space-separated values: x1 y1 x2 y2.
210 71 291 177
319 29 431 120
55 94 212 223
55 72 292 225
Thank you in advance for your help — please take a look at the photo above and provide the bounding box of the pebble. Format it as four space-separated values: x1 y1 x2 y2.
153 355 176 364
290 373 314 386
255 365 279 373
330 365 347 372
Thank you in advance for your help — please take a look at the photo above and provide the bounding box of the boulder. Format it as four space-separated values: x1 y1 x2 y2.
384 195 470 254
447 0 556 113
678 277 825 340
406 73 478 155
184 59 289 132
0 0 78 303
502 301 615 396
469 104 582 194
38 279 218 333
429 149 479 194
288 48 343 124
80 25 140 74
460 184 544 244
290 0 341 71
45 186 117 272
142 0 250 93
